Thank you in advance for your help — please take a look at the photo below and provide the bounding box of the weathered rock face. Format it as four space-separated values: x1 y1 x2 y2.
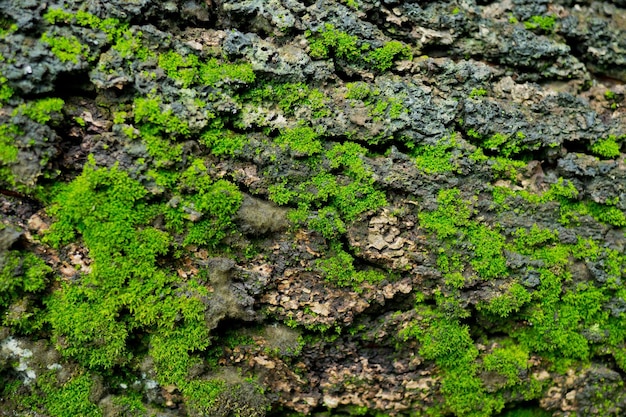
0 0 625 416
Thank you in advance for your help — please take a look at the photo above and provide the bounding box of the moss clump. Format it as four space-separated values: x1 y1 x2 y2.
413 136 459 174
43 156 235 374
268 141 386 238
1 249 51 333
13 98 64 124
367 40 412 72
590 135 622 159
242 81 329 118
307 25 411 72
41 32 89 64
524 15 556 32
318 242 386 291
25 371 102 417
469 88 487 98
307 24 364 61
275 125 323 156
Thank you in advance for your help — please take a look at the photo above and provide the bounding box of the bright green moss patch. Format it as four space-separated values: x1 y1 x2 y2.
318 243 386 291
413 136 459 174
134 95 190 136
590 135 622 159
158 50 200 87
275 125 323 156
469 88 487 98
200 128 247 157
420 188 471 239
524 15 556 32
269 140 386 235
199 58 255 86
307 24 364 61
1 250 51 332
243 82 329 118
307 24 412 72
13 98 64 124
42 156 233 372
183 379 226 415
367 40 412 72
479 283 531 318
0 123 19 167
41 32 88 63
400 307 508 416
32 372 102 417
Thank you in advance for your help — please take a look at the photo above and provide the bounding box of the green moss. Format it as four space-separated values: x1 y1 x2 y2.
414 136 459 173
13 98 64 124
318 242 386 291
590 135 622 159
367 40 412 72
275 125 323 156
420 188 472 239
491 157 526 181
138 124 183 167
42 156 228 371
467 224 508 280
345 81 374 101
1 250 51 332
524 15 556 32
244 82 328 117
482 343 530 387
469 88 487 98
0 123 19 166
199 58 255 86
307 24 365 61
41 32 88 64
0 71 13 103
479 283 531 318
33 372 102 417
200 128 247 157
183 379 226 414
133 95 190 136
158 50 200 87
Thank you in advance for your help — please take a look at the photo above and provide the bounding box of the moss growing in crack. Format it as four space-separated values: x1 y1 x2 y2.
469 88 487 98
158 50 200 87
478 283 531 318
243 82 329 117
0 54 13 102
590 135 622 159
400 307 507 416
200 128 247 157
482 343 531 388
269 141 386 235
318 242 386 291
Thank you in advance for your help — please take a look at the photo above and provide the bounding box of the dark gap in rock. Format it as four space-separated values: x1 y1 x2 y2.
53 71 95 99
560 138 590 156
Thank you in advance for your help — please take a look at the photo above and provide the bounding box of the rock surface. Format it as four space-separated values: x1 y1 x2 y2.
0 0 625 416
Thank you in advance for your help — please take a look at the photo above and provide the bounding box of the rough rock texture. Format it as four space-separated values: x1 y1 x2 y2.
0 0 625 416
